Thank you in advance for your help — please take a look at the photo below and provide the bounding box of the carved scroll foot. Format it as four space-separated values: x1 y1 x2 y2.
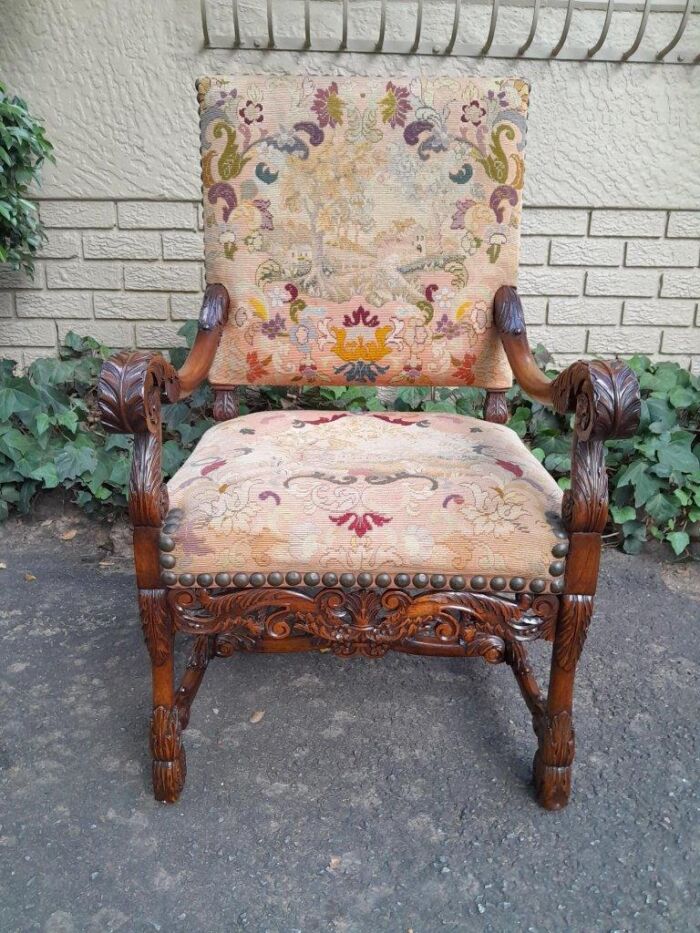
150 705 186 803
533 711 574 810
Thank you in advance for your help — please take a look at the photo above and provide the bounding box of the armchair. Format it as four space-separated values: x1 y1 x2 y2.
98 74 640 809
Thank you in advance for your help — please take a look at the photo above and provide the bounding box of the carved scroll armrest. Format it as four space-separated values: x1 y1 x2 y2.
98 351 178 527
550 359 641 442
553 359 641 536
97 285 229 528
494 285 641 440
98 351 179 437
495 285 641 538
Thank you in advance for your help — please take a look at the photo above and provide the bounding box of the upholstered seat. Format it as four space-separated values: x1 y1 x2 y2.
162 410 566 592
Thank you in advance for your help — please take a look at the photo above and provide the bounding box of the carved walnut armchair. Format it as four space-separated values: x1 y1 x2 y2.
98 75 640 809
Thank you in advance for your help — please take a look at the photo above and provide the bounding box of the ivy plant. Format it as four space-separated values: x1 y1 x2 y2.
0 333 698 558
0 81 54 274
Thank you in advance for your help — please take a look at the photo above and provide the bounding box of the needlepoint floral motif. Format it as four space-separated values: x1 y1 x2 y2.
197 74 530 388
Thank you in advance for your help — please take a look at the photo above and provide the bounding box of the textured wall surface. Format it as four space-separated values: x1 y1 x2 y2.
0 0 699 367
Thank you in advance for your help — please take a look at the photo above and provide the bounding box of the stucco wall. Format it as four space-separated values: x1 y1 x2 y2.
1 0 699 368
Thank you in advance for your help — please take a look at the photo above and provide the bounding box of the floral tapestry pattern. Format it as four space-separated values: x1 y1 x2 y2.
166 411 564 579
197 74 530 389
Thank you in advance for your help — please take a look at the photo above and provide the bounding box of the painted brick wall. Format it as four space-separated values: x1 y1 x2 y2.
1 200 698 372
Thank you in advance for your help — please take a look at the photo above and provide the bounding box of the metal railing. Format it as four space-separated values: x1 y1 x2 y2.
200 0 699 63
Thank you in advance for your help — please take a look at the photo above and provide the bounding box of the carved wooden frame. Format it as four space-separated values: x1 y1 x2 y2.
97 282 640 810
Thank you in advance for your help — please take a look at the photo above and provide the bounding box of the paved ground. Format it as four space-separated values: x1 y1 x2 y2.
0 513 698 933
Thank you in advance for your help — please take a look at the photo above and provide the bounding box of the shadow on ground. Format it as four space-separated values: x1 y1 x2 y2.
0 515 698 932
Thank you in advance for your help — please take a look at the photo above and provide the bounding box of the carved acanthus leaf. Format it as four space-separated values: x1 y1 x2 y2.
553 595 593 672
551 359 641 441
98 351 179 436
213 388 240 422
138 588 172 666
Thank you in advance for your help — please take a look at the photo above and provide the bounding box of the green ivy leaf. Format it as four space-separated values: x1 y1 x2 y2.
55 443 98 481
644 492 680 523
666 531 690 556
669 386 697 410
609 505 637 524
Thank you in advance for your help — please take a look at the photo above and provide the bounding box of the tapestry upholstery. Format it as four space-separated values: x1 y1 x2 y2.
197 74 529 389
165 411 565 584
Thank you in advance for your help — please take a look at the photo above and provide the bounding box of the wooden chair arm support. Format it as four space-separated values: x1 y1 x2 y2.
493 285 554 406
494 286 641 441
177 283 230 397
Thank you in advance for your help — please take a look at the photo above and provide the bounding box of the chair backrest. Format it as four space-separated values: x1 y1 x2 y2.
197 74 529 389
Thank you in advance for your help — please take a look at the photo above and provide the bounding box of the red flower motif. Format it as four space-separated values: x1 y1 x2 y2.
451 351 477 385
300 413 348 426
342 305 380 328
200 458 227 477
495 459 523 478
329 511 392 538
246 350 271 382
371 414 419 427
239 99 263 124
461 99 486 127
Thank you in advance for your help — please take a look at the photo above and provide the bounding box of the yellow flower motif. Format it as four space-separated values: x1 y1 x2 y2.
330 325 393 363
249 297 268 321
455 300 474 321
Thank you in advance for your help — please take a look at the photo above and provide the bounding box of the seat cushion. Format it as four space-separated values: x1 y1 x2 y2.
163 411 566 593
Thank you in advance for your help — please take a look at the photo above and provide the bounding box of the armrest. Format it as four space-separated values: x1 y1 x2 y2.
97 283 230 436
494 285 641 441
96 284 229 530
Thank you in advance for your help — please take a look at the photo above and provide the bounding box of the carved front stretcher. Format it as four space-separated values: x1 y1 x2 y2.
97 73 641 811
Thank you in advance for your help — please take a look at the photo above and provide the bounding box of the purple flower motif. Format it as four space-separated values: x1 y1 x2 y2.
216 88 238 107
435 314 464 340
486 89 508 108
311 82 345 128
261 313 286 339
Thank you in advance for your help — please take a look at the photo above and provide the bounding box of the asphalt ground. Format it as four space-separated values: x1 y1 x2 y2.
1 514 698 932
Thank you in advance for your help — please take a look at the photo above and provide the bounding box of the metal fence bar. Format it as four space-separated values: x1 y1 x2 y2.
410 0 424 53
200 0 210 47
587 0 616 57
551 0 575 56
656 0 695 59
481 0 501 55
340 0 349 49
445 0 462 54
231 0 241 47
304 0 311 49
517 0 541 56
621 0 653 58
377 0 387 50
199 0 699 65
266 0 275 47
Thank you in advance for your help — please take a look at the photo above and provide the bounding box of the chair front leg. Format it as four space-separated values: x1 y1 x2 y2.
138 587 185 802
534 594 593 809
